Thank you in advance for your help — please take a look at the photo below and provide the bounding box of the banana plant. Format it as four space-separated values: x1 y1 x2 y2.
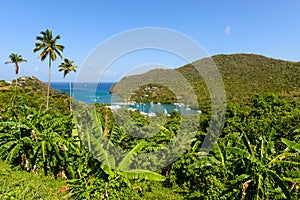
71 106 166 199
0 121 32 167
0 96 79 177
226 130 300 199
81 107 165 181
0 96 33 168
27 108 78 176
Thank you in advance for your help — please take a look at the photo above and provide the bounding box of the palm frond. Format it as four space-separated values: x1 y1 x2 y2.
54 48 63 59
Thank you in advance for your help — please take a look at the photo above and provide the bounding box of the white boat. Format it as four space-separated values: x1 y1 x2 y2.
108 105 122 111
128 108 137 112
148 112 156 117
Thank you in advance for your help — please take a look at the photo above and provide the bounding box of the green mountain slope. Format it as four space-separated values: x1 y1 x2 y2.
111 53 300 109
0 76 71 115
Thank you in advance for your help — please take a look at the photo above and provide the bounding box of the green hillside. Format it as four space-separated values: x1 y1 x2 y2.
111 53 300 109
0 76 71 115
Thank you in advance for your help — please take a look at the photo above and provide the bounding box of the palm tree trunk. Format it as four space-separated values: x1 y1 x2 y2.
46 57 51 110
15 64 18 91
15 73 18 92
68 73 72 112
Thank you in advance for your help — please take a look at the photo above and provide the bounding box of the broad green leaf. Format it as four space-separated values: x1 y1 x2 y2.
285 170 300 178
42 140 46 162
268 152 294 167
213 141 225 166
190 156 221 169
281 138 300 152
0 141 16 156
283 177 300 183
101 164 112 175
20 137 32 144
227 147 254 161
268 170 291 199
275 161 300 168
122 169 165 181
118 140 146 171
6 144 21 163
230 174 251 185
236 174 251 182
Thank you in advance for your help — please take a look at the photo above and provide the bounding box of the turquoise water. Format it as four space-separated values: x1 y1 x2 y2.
51 82 115 105
51 82 201 115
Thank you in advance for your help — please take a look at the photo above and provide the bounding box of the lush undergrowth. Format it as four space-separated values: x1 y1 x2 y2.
0 79 299 199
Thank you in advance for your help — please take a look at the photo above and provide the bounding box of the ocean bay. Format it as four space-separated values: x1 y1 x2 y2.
51 82 201 115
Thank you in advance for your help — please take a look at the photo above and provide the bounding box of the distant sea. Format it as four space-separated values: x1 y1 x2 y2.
51 82 201 115
51 82 115 105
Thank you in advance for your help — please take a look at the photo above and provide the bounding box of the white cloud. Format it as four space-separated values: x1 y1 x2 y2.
225 25 231 34
102 70 122 77
34 67 39 72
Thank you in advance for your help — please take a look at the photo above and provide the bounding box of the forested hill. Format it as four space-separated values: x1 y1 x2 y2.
111 53 300 109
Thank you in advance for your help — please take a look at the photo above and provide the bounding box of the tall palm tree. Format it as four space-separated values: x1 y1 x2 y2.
4 53 27 89
58 58 78 112
33 29 64 109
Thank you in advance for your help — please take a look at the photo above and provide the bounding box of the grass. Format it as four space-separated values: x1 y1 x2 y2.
0 159 186 200
122 182 186 200
0 160 71 200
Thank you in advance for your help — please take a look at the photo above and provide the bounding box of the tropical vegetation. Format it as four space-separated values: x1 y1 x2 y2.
0 29 299 199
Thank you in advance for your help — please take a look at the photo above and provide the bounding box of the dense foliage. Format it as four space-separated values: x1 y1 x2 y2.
166 94 300 199
0 45 299 199
0 83 299 199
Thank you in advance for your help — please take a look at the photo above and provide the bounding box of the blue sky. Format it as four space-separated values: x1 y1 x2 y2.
0 0 300 82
